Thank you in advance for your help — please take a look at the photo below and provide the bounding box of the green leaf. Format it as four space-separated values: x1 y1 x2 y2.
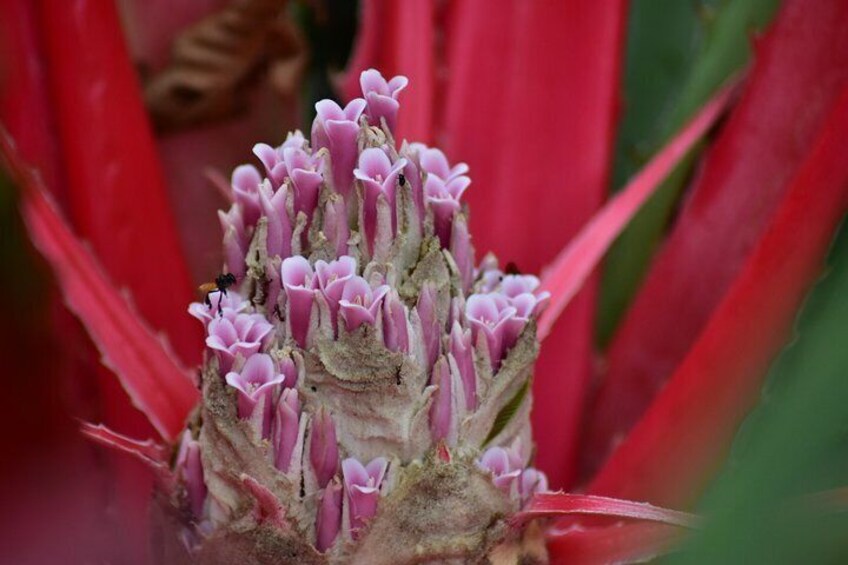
484 379 530 446
294 1 359 128
0 171 49 322
598 0 780 346
668 221 848 564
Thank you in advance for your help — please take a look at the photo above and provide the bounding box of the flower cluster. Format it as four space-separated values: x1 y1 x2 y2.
171 69 550 563
477 441 549 504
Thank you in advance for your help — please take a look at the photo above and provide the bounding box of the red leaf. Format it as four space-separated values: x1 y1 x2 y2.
537 82 736 340
2 131 199 441
584 0 848 477
442 1 626 489
342 0 437 144
588 86 848 507
512 493 699 529
0 0 62 201
546 523 686 565
36 0 200 367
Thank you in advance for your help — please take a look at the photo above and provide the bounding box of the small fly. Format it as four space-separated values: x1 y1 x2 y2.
199 273 237 315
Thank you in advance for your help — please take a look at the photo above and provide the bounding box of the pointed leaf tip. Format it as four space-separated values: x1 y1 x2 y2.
80 421 169 466
536 80 737 341
512 492 699 529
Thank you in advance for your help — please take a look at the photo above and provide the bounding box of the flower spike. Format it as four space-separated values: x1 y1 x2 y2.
150 69 562 561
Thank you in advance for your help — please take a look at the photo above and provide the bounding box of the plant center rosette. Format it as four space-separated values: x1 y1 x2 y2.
161 69 551 564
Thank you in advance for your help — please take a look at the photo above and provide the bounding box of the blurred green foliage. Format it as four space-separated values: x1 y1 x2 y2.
0 171 50 324
598 0 780 346
667 222 848 563
293 0 359 128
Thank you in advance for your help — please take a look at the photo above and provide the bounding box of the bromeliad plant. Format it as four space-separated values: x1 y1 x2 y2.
3 0 848 563
4 66 725 563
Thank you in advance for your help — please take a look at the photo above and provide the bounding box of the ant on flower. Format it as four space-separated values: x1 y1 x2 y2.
199 273 237 315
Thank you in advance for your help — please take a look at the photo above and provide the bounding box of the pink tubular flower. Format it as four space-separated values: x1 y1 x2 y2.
312 98 367 198
281 256 317 348
418 147 470 182
382 289 410 353
338 276 389 332
449 322 477 411
519 468 550 504
278 355 298 388
500 274 540 297
280 146 323 223
424 173 471 247
175 430 206 520
259 182 293 260
315 479 343 553
309 406 339 489
219 205 248 280
398 149 426 221
205 312 274 372
252 131 309 187
273 388 301 474
359 68 408 133
342 457 389 537
499 274 551 319
477 447 522 493
353 147 407 251
450 214 475 294
465 293 523 371
224 353 288 439
314 255 357 331
230 164 263 226
428 356 457 444
415 283 440 372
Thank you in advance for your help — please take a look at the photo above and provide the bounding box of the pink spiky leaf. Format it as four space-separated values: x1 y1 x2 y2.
2 131 199 440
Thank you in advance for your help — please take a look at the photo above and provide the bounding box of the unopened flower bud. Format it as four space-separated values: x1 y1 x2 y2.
273 388 301 473
315 479 343 552
309 406 339 488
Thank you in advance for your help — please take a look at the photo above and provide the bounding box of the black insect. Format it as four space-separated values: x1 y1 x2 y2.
398 173 406 186
199 273 237 315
